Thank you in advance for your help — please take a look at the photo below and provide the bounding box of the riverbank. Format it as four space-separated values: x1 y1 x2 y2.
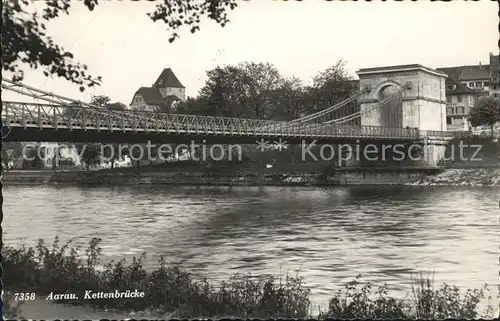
2 167 443 186
5 136 500 187
408 168 500 186
3 237 497 319
4 167 500 187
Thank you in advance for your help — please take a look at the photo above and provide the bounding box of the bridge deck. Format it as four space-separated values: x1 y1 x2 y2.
2 102 463 143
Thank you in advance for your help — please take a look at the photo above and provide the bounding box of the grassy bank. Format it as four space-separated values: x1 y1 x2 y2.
3 237 498 319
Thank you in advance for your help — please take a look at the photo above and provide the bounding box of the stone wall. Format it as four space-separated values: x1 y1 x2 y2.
2 169 432 186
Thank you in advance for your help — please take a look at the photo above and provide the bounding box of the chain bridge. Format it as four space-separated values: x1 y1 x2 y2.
1 64 464 146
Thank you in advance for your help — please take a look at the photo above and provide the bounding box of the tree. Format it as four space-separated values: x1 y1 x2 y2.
268 77 309 121
174 97 207 115
90 95 112 107
469 96 500 136
21 143 46 169
1 142 24 170
198 65 250 117
3 0 238 90
309 59 356 110
106 102 128 111
75 143 100 170
239 62 283 118
198 62 283 118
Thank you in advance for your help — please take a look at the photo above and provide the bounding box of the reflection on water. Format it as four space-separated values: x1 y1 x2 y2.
4 184 499 307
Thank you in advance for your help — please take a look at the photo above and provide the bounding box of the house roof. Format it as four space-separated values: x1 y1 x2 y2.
152 68 185 88
132 87 164 105
437 65 490 82
443 77 481 95
131 88 182 107
436 67 463 80
459 67 490 81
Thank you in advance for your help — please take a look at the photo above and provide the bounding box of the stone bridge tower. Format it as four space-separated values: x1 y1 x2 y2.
356 64 448 131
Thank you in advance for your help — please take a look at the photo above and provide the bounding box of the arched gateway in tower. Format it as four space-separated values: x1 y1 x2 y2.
356 64 448 131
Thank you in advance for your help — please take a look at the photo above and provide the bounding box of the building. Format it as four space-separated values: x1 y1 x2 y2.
489 52 500 97
130 68 186 112
437 52 499 131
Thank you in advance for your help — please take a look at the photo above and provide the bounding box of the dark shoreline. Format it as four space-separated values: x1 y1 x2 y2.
1 168 439 186
3 166 500 187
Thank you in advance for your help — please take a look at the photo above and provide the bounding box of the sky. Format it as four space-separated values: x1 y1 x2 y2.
4 0 499 105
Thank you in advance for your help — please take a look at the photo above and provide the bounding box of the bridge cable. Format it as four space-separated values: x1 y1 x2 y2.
1 79 153 124
289 87 369 124
325 88 404 124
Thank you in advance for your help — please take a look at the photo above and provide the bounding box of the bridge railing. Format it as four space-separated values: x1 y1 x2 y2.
418 130 468 139
2 101 420 140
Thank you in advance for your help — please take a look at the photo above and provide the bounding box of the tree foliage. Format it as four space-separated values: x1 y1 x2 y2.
309 59 356 109
174 97 208 115
21 143 46 169
198 65 250 117
195 60 355 121
3 0 238 90
469 96 500 135
241 62 283 118
106 102 128 111
90 95 112 107
148 0 238 43
3 0 101 90
1 142 25 169
74 143 100 170
268 77 309 121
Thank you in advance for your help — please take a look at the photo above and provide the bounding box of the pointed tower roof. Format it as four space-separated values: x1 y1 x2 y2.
152 68 185 88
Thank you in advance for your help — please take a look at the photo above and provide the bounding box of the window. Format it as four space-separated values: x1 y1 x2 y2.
475 81 482 87
457 95 462 102
447 96 452 103
458 107 465 114
468 82 474 87
446 116 452 125
447 107 453 114
484 81 489 87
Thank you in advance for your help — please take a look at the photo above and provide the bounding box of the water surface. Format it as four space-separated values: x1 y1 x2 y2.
4 185 498 307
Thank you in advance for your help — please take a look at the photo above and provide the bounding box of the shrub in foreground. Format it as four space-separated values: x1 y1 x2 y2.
2 291 25 319
2 237 310 318
2 237 497 319
318 272 494 319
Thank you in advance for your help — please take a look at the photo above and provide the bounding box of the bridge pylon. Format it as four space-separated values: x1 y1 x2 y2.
356 64 448 131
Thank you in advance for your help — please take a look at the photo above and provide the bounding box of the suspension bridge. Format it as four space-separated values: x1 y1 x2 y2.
1 64 463 146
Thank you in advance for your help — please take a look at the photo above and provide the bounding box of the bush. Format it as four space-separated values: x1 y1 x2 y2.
318 272 495 319
409 271 486 319
2 237 497 319
2 291 25 319
318 275 407 319
2 237 311 318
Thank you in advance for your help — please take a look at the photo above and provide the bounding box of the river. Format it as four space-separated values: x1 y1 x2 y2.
3 185 499 308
